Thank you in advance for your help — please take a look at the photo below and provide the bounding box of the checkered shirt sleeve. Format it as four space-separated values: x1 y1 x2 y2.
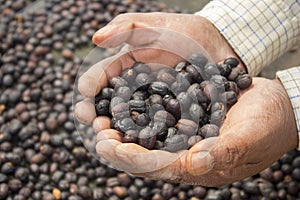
277 67 300 147
196 0 300 146
195 0 299 76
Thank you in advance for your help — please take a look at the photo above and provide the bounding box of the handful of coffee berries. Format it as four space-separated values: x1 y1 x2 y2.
94 54 252 152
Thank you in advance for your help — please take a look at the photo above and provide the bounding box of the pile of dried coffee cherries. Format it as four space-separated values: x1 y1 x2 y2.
94 54 252 152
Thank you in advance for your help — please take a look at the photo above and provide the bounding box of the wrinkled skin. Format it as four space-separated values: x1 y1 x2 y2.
74 13 298 186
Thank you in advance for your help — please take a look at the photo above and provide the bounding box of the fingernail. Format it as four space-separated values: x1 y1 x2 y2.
95 24 113 35
190 151 214 175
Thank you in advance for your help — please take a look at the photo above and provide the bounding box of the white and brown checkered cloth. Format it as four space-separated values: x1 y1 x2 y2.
196 0 300 147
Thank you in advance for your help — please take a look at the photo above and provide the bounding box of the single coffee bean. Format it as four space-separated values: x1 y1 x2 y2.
135 113 150 127
131 91 148 101
95 99 110 116
148 104 165 119
189 103 204 122
153 110 176 128
95 88 114 102
163 134 188 152
226 81 239 94
171 81 190 95
157 68 178 77
121 68 137 83
211 102 226 113
176 71 193 84
114 118 136 133
111 102 130 120
227 67 245 81
199 124 220 138
165 98 181 120
129 100 146 113
148 81 170 96
152 122 168 141
224 57 239 68
166 127 177 138
135 73 153 89
188 135 203 148
176 119 198 137
138 127 156 149
210 75 228 90
220 91 237 106
204 63 220 77
123 130 139 143
217 63 232 77
177 92 193 111
203 82 219 103
133 62 151 74
188 53 207 68
236 74 252 89
175 62 186 72
110 96 125 112
157 71 176 86
162 94 174 106
109 76 128 89
148 94 163 105
115 86 132 101
186 65 203 83
187 83 207 104
210 110 226 127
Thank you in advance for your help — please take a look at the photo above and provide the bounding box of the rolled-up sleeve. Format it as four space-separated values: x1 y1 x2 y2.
195 0 300 76
277 67 300 148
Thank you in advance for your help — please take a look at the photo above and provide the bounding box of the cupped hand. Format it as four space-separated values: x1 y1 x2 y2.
95 78 298 186
74 13 298 186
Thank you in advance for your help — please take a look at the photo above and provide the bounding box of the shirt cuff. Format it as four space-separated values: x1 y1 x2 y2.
277 67 300 149
196 0 300 76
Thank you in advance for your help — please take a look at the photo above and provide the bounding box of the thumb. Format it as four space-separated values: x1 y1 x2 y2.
185 137 219 176
93 22 160 48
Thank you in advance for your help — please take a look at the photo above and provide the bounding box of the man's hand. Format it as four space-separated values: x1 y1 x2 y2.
74 13 298 186
94 78 298 186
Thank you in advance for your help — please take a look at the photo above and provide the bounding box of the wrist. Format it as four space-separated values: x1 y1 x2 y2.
274 78 298 150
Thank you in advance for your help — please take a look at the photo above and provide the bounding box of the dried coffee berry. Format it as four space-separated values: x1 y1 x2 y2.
95 99 110 116
138 127 156 149
148 81 170 96
121 68 137 83
236 74 252 89
153 110 176 128
176 119 198 137
133 62 151 74
163 134 188 152
188 53 207 68
199 124 220 138
123 130 139 143
224 57 239 68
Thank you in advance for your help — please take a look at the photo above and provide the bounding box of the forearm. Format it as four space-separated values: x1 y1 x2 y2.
196 0 300 76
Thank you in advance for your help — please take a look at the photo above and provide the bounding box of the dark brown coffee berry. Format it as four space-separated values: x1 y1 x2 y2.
138 127 156 149
236 74 252 89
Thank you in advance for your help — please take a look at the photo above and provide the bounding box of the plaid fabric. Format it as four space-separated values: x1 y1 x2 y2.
196 0 300 147
196 0 299 76
277 68 300 148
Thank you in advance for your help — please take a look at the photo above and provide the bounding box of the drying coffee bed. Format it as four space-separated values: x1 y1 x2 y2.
0 0 299 199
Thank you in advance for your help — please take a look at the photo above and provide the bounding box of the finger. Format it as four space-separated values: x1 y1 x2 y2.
96 139 129 170
78 55 121 97
115 143 182 174
93 22 160 48
185 137 219 176
92 116 111 133
96 129 123 142
74 98 96 125
78 51 136 97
